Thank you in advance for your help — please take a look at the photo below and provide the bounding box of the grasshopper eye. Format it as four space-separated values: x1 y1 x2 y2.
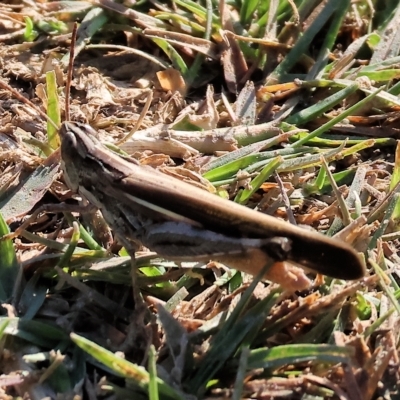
60 122 88 158
59 122 77 145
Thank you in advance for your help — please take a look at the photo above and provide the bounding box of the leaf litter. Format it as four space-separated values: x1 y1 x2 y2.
0 1 399 399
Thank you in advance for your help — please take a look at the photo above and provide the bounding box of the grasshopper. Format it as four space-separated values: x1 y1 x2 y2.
59 121 365 292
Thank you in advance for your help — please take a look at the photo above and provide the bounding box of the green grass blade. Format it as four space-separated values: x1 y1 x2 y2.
390 140 400 191
291 86 385 147
151 38 188 77
148 345 159 400
326 165 367 236
270 0 343 81
71 333 182 400
60 7 110 67
3 318 69 348
63 213 106 252
186 0 212 86
204 147 312 182
173 0 220 27
46 70 61 149
0 213 20 302
286 82 359 125
248 344 353 369
18 274 47 320
23 16 38 41
57 221 80 267
235 156 283 204
188 264 275 394
304 168 357 195
368 193 400 251
240 0 260 26
369 259 400 315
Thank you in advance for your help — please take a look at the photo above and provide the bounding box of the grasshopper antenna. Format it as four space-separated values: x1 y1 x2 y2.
65 22 78 123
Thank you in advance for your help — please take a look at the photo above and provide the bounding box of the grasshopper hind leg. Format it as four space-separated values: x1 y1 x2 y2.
120 247 155 359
